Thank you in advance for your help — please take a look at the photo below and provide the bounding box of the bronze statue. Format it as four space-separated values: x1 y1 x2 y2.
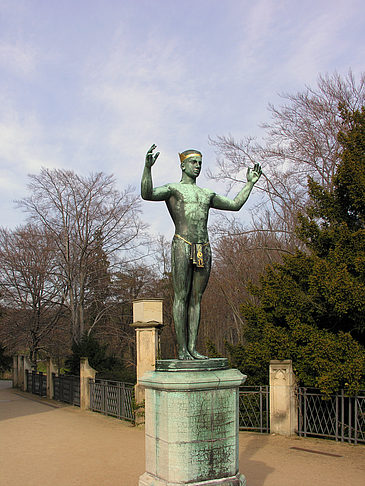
141 144 262 360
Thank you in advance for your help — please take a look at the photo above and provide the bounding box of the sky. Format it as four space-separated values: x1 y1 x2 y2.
0 0 364 238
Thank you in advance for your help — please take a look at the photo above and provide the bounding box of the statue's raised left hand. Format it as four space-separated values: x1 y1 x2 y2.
247 163 262 184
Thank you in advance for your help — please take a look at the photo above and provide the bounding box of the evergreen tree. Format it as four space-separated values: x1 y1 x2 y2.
65 333 117 375
297 107 365 341
0 343 12 373
64 332 136 382
229 108 365 395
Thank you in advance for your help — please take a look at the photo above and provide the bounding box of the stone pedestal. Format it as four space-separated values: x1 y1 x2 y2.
269 360 297 436
139 359 246 486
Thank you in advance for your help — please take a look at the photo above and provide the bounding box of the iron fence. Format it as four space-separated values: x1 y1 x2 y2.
90 379 135 423
25 370 47 397
52 374 80 406
239 386 270 433
297 388 365 444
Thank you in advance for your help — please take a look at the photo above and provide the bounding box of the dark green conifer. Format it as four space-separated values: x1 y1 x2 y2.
229 108 365 394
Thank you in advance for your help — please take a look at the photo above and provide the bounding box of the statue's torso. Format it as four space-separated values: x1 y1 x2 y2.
165 183 214 242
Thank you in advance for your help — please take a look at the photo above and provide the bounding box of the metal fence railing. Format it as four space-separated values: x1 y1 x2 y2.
90 379 135 423
52 374 80 406
297 388 365 444
25 370 47 397
239 386 270 433
22 369 365 446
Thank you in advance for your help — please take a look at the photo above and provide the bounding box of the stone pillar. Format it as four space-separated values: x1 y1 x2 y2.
21 356 32 391
12 356 18 387
139 360 246 486
269 360 297 436
80 357 97 411
17 355 24 390
131 299 163 405
46 357 57 399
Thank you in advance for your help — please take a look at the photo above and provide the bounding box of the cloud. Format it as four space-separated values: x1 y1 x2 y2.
0 93 71 229
0 42 37 77
0 0 363 237
284 4 355 82
242 0 279 51
234 0 284 75
0 109 42 227
84 32 203 122
0 98 61 172
78 30 208 184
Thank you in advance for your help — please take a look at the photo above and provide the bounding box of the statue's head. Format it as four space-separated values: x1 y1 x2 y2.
179 150 202 179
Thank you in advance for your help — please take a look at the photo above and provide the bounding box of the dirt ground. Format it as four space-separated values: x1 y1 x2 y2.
0 381 364 486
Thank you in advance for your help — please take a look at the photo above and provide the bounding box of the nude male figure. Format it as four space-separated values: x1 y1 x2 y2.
141 144 262 360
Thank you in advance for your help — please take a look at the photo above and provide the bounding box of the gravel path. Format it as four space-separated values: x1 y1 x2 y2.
0 381 364 486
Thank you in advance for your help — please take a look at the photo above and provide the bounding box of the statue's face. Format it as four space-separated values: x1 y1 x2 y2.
182 156 202 179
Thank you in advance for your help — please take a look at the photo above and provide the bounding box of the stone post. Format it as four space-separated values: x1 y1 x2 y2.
12 356 18 387
269 359 297 436
131 299 163 406
80 357 97 411
21 355 32 392
46 357 57 399
17 355 24 390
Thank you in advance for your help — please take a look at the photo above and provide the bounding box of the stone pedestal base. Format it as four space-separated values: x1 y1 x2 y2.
139 362 246 486
139 471 246 485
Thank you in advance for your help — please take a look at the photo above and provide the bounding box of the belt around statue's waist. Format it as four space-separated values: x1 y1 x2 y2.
174 234 210 268
174 234 210 246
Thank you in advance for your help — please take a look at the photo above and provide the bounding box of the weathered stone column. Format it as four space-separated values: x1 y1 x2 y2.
17 355 24 389
12 356 18 387
46 357 57 399
269 359 297 436
139 359 246 486
80 357 97 410
21 355 32 391
131 299 163 405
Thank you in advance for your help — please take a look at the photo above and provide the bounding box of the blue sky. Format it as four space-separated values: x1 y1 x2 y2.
0 0 364 237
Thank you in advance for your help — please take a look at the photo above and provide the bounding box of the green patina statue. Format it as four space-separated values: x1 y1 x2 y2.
141 144 262 360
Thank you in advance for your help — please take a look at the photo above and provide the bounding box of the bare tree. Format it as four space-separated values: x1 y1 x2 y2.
209 71 365 241
202 71 365 352
18 169 145 344
150 235 178 358
197 230 285 355
0 225 65 368
92 263 160 369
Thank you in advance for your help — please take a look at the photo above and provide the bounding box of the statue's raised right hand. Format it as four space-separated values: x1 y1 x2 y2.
145 144 160 168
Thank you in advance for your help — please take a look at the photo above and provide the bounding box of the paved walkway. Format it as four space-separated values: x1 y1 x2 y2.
0 381 364 486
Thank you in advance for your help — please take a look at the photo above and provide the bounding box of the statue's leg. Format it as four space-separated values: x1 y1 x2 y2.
171 238 194 360
187 246 212 359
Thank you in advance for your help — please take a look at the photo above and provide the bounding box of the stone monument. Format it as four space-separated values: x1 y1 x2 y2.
138 145 262 485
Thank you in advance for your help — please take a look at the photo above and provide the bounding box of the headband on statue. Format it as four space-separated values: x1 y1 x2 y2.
178 152 202 164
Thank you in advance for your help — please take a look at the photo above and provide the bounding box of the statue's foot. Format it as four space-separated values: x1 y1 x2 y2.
188 348 209 359
178 349 194 360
